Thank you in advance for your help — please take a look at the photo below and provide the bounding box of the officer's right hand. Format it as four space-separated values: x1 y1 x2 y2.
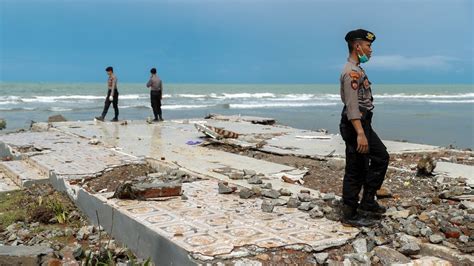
357 133 369 153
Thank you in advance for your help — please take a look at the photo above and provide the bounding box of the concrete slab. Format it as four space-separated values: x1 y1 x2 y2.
435 162 474 186
0 172 20 192
0 160 49 187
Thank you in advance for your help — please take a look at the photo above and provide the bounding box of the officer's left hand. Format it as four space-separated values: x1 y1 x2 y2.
109 96 113 102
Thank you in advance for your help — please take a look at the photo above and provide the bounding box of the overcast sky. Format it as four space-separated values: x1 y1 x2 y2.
0 0 472 83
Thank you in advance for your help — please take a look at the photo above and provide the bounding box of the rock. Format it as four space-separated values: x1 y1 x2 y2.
459 235 469 243
429 234 444 244
72 243 83 259
399 242 420 256
88 137 100 145
298 202 314 211
218 182 235 194
239 188 255 199
278 188 292 196
243 169 257 177
344 253 370 265
0 119 6 130
386 209 410 219
373 236 390 246
0 245 54 265
376 187 392 198
261 183 272 189
229 172 245 180
439 186 465 199
417 154 437 175
373 246 410 265
420 227 433 237
405 223 420 236
181 194 189 200
313 252 329 264
286 197 300 208
262 189 280 199
47 115 67 123
352 238 367 253
418 212 430 222
252 186 262 196
261 200 274 213
322 192 335 201
441 226 461 238
76 226 90 240
419 243 474 265
309 207 324 219
297 193 312 202
460 200 474 210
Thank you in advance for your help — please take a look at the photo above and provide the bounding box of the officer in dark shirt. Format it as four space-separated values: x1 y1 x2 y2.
339 29 390 227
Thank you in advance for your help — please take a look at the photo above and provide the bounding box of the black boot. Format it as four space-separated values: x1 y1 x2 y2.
341 204 378 227
95 116 104 122
359 190 386 215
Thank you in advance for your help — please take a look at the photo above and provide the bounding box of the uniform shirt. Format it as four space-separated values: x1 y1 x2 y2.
107 75 118 91
340 58 374 120
146 75 162 92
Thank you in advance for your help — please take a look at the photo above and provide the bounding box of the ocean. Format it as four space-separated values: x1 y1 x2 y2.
0 83 473 148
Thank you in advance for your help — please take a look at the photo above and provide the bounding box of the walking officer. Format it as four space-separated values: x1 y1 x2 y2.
339 29 390 227
95 66 119 122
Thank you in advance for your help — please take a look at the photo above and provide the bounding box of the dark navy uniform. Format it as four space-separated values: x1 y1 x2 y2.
339 30 389 219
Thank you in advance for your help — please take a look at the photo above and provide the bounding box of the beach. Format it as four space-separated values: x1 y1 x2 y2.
1 83 473 148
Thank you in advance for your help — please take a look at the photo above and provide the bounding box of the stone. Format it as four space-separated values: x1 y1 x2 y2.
229 172 245 180
387 209 410 219
181 194 189 200
286 197 300 208
251 185 262 196
313 252 329 264
417 154 437 175
0 119 6 130
459 235 469 243
262 183 272 189
420 243 474 265
243 169 257 177
418 212 430 222
239 188 255 199
429 234 444 244
322 192 335 201
262 189 280 199
373 246 410 265
309 207 324 219
376 187 392 198
218 182 236 194
441 227 461 238
76 226 90 240
297 193 312 202
278 188 292 196
261 200 274 213
298 202 314 211
399 242 420 256
0 245 54 265
373 236 390 246
47 115 67 123
72 243 83 259
460 200 474 210
405 223 420 236
420 227 433 237
344 253 370 265
352 238 367 253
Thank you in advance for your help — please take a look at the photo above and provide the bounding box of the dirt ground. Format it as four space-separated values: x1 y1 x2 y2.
0 183 151 265
83 163 156 193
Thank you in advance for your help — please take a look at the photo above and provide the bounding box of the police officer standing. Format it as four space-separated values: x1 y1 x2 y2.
339 29 390 227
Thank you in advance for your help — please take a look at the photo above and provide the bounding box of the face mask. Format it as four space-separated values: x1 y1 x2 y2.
358 53 369 63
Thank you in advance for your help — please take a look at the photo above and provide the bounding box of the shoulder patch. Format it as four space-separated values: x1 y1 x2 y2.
349 71 360 80
351 80 359 90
